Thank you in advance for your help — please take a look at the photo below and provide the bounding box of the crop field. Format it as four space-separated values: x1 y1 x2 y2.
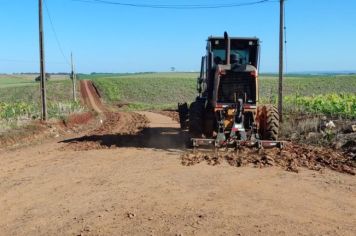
260 75 356 118
0 74 70 88
259 75 356 97
0 76 33 87
92 73 198 110
1 73 355 123
91 73 356 118
0 76 82 124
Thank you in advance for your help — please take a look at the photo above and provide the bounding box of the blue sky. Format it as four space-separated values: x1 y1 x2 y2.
0 0 355 73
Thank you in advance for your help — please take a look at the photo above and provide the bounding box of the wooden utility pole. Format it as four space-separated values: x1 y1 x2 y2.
278 0 284 122
71 52 77 102
39 0 47 120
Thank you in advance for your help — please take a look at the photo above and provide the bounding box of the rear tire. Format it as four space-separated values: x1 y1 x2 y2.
257 105 279 140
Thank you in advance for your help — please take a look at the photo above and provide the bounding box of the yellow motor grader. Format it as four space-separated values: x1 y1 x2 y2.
179 32 283 149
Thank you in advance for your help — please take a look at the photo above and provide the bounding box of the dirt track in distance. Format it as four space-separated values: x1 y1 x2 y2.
0 80 355 235
80 80 107 113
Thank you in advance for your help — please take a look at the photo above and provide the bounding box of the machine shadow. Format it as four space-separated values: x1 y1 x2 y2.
60 127 189 151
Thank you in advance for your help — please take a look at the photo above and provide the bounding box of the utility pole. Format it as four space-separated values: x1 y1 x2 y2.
71 52 77 102
278 0 284 122
39 0 47 120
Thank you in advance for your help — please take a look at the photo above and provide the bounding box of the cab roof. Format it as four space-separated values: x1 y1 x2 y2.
208 36 259 41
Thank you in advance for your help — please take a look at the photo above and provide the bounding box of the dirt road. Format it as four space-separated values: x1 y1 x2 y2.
80 80 106 113
0 81 355 236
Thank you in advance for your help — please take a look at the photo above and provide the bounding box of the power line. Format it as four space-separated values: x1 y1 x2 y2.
43 0 71 66
0 58 69 65
71 0 272 9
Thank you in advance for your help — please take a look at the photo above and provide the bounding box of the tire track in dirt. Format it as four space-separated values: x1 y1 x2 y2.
74 81 185 152
59 111 187 152
137 111 180 128
80 80 106 113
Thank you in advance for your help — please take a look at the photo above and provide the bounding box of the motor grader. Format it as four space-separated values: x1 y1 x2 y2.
178 32 283 149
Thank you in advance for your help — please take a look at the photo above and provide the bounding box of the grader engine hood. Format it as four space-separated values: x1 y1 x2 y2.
211 64 258 109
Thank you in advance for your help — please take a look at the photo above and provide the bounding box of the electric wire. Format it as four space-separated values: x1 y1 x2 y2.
44 0 71 66
71 0 272 9
0 58 69 65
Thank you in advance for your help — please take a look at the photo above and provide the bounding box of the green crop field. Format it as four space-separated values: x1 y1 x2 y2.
0 74 71 88
0 76 36 88
284 93 356 118
1 73 355 123
259 75 356 98
92 73 198 110
0 76 82 122
90 73 356 118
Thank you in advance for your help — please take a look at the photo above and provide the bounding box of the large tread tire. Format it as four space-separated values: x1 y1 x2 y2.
178 102 189 129
188 101 204 137
257 104 279 140
203 110 215 138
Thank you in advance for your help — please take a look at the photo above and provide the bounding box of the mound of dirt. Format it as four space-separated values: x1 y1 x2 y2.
63 112 94 128
95 112 148 135
61 112 149 151
182 142 355 175
0 111 98 151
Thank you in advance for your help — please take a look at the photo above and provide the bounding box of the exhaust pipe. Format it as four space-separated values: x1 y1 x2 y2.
224 31 231 65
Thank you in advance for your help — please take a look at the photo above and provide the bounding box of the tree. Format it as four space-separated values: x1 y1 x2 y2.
35 73 51 82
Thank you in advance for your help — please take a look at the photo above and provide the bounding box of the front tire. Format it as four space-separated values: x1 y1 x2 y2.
188 101 204 137
257 105 279 140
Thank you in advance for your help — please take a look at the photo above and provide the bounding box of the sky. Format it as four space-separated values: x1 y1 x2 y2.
0 0 355 73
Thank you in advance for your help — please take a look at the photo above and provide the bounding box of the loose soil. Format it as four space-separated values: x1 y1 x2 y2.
0 80 355 235
64 112 94 128
182 143 355 175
